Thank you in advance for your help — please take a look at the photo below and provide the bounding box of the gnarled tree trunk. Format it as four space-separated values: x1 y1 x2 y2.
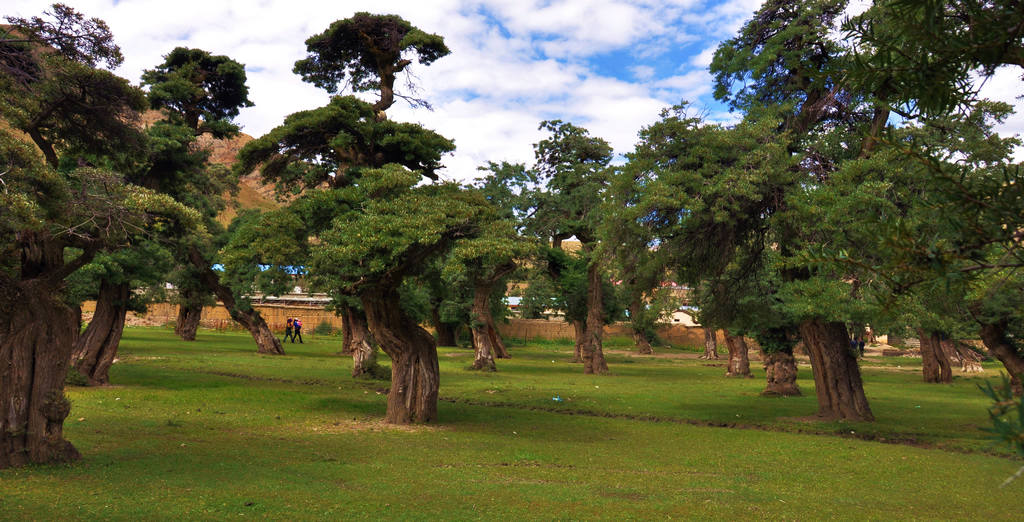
345 307 380 378
762 350 801 396
189 246 284 355
471 282 497 371
431 305 458 347
486 316 510 359
941 339 983 373
700 329 719 360
363 290 439 423
979 321 1024 396
571 320 584 363
470 262 516 370
917 329 952 384
340 309 355 355
581 261 608 375
629 298 653 354
71 280 129 385
1 239 94 468
724 333 751 377
799 319 874 421
174 299 202 342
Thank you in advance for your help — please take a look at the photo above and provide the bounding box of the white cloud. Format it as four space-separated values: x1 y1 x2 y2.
14 0 1016 183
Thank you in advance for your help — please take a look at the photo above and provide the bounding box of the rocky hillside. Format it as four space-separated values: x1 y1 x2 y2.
141 110 279 224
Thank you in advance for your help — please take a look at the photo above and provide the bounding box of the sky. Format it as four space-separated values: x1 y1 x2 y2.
6 0 1024 181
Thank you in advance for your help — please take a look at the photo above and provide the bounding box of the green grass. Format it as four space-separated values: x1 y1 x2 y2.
1 327 1020 520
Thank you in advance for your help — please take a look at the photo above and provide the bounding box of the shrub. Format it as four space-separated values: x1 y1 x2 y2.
313 320 335 335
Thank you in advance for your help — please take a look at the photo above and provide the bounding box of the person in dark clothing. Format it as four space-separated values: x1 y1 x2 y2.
283 318 295 343
293 318 303 343
857 337 865 357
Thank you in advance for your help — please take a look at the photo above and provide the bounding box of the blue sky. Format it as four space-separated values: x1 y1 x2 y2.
7 0 1023 180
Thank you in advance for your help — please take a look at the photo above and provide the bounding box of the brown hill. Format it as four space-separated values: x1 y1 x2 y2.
140 110 279 224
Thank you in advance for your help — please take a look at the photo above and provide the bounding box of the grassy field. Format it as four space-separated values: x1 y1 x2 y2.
1 327 1020 520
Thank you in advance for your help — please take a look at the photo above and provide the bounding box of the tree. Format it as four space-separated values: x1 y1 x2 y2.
140 46 283 354
602 167 678 355
845 0 1024 118
1 3 123 87
233 13 455 376
444 218 534 371
293 12 449 117
141 47 253 137
843 3 1024 395
523 121 615 374
311 166 492 422
69 242 173 385
622 104 798 391
709 0 885 421
0 129 200 468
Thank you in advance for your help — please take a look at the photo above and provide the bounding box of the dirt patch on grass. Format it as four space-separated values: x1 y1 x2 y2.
307 418 449 434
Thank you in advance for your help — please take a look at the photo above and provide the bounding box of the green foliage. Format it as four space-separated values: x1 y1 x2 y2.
294 12 449 101
711 0 847 118
312 320 335 336
980 374 1024 459
220 208 308 298
141 47 253 137
845 1 1024 117
237 95 454 189
311 167 493 295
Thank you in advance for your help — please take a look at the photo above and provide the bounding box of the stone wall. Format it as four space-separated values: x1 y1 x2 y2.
91 302 727 348
495 318 724 348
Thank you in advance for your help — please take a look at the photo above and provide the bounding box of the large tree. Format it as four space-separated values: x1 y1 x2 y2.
522 121 615 374
140 46 284 354
844 2 1024 395
233 13 454 375
293 12 449 118
709 0 887 421
0 132 199 468
311 167 492 422
621 105 799 393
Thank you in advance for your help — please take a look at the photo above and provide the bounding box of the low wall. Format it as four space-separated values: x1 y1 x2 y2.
83 301 346 332
91 302 723 347
496 318 724 348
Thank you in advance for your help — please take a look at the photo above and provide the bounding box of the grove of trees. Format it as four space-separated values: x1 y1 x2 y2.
2 1 1022 468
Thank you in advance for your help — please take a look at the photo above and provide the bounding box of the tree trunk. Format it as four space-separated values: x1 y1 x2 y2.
629 298 653 354
486 316 510 359
340 309 355 355
571 320 584 363
431 305 458 347
174 301 202 342
1 284 81 468
436 322 457 347
979 321 1024 396
798 319 874 421
189 246 284 355
723 333 752 377
346 307 380 378
362 290 439 423
762 350 801 396
941 339 983 373
470 282 498 371
917 329 953 384
71 280 128 385
700 329 720 360
581 261 609 375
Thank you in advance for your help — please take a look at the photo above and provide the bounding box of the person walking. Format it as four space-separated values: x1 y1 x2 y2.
283 318 295 343
293 318 303 344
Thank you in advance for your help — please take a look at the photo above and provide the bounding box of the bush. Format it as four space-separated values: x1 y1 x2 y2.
65 367 89 387
313 320 335 335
